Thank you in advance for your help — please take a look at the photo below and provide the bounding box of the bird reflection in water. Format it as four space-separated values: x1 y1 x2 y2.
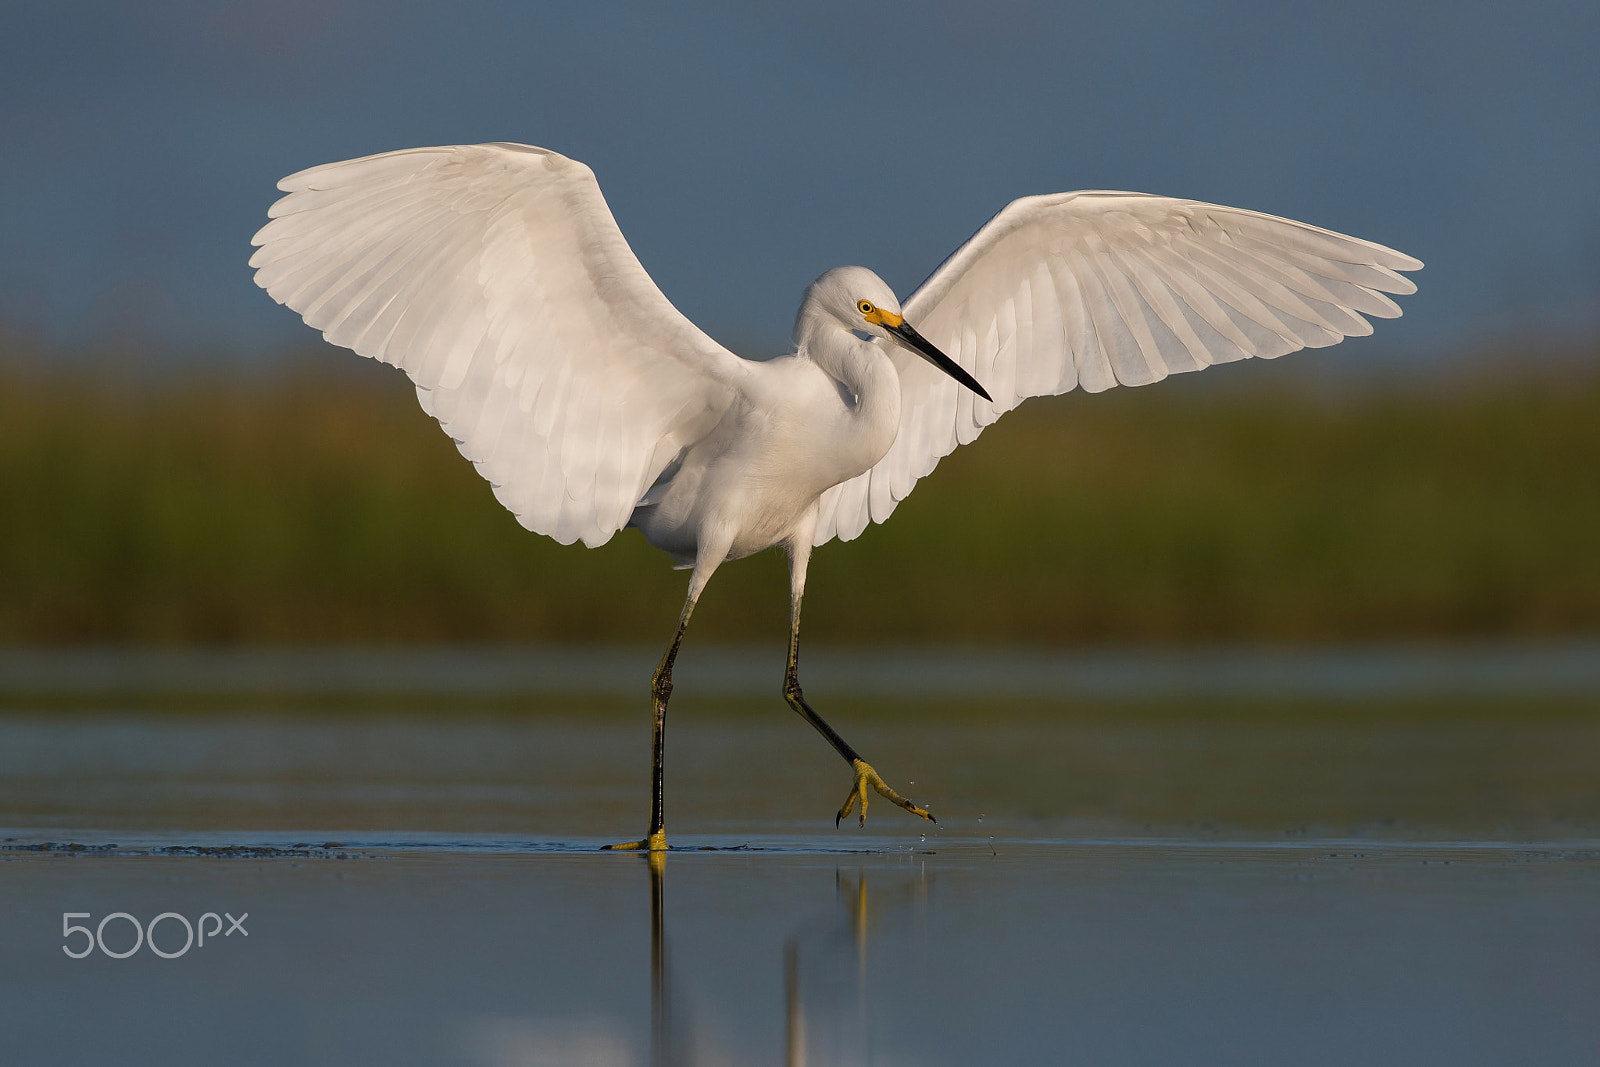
639 852 929 1067
645 851 686 1067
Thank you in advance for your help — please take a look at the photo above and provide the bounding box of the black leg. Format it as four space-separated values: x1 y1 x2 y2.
605 593 697 852
781 544 933 828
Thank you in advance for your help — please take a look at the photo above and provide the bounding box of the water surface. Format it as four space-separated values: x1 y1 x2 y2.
3 648 1598 1065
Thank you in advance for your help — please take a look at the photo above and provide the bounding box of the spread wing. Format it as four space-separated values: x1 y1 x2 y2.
814 192 1421 545
250 142 749 547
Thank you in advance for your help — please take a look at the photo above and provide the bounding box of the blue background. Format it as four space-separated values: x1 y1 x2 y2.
1 2 1595 358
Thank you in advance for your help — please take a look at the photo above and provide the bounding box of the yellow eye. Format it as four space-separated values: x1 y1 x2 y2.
858 300 875 315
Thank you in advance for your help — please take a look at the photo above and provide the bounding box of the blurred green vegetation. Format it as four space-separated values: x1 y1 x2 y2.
3 339 1598 646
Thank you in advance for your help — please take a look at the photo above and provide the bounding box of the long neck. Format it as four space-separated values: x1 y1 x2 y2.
797 321 903 470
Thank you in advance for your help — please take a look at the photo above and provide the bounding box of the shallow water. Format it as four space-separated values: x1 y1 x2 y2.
3 651 1599 1065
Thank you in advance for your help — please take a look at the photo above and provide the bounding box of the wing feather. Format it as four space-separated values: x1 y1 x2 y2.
1112 246 1212 371
814 191 1420 545
252 142 749 547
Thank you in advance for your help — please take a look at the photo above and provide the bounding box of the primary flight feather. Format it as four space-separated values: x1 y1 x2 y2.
251 142 1419 848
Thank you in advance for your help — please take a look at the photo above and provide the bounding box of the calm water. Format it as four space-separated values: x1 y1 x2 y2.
3 647 1599 1065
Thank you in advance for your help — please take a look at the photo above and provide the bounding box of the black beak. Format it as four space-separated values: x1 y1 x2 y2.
887 321 993 402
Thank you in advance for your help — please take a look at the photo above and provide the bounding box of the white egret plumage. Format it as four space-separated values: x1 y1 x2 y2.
250 142 1420 849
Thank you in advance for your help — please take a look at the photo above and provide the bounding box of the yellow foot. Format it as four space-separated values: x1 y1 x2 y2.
836 758 935 828
602 828 668 851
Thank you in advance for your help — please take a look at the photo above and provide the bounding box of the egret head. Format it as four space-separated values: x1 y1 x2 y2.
800 266 992 401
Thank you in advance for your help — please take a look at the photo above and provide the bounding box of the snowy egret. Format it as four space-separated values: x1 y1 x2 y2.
250 142 1420 849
